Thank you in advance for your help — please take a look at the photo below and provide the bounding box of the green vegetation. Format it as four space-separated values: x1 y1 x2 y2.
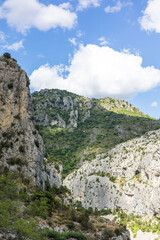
41 229 87 240
117 211 160 238
0 169 127 239
0 172 45 239
3 52 11 59
32 89 160 177
0 170 88 239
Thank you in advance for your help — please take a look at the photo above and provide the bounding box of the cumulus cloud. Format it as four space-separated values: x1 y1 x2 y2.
3 40 24 51
151 101 158 107
30 44 160 99
77 0 101 10
139 0 160 33
0 0 77 33
30 64 66 90
105 0 132 13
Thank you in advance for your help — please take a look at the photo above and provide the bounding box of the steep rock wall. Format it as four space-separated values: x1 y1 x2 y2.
64 129 160 217
0 56 62 188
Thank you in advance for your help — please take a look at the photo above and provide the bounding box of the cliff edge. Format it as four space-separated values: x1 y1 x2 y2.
0 54 62 188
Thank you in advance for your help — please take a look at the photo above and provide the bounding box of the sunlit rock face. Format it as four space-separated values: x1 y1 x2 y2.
64 129 160 217
0 56 62 188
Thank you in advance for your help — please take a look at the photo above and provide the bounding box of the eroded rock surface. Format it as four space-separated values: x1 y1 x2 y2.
0 56 62 188
64 129 160 217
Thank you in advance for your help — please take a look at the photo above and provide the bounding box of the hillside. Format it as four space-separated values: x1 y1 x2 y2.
1 54 160 239
0 54 131 240
32 89 160 177
64 128 160 238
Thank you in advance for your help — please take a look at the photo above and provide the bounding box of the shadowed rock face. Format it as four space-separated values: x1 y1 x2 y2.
0 56 62 189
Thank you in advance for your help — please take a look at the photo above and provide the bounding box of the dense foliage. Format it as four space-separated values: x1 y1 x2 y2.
0 170 89 239
0 170 128 239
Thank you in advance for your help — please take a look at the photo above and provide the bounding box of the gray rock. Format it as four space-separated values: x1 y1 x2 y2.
0 58 62 189
64 129 160 216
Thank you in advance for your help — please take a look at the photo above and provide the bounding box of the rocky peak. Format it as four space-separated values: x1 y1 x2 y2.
0 54 62 189
99 97 141 114
0 55 31 130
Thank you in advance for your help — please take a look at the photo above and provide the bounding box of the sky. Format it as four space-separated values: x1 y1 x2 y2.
0 0 160 118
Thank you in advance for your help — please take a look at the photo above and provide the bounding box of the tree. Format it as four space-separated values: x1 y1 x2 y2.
3 53 11 59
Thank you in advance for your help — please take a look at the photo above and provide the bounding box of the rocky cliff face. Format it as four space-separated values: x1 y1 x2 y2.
32 89 146 129
32 89 93 128
0 55 62 188
64 128 160 217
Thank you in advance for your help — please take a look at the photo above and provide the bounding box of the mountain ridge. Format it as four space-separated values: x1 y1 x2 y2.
32 88 160 177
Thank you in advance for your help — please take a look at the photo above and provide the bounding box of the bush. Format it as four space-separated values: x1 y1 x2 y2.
3 52 11 59
102 229 114 239
24 191 53 219
8 83 13 89
13 218 46 240
7 157 28 166
41 228 87 240
34 140 39 148
19 145 25 153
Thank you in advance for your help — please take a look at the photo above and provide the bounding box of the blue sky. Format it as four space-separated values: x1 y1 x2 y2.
0 0 160 118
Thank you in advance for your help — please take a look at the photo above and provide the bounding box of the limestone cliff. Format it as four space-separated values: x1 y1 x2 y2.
0 55 62 188
32 89 147 129
64 128 160 217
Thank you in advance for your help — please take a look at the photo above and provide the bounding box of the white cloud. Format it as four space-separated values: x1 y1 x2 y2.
151 101 158 107
0 0 77 33
0 31 5 42
105 0 132 13
3 40 24 51
37 54 44 58
30 64 66 90
98 37 109 46
77 0 101 10
139 0 160 33
105 1 122 13
69 38 77 46
76 30 83 38
30 44 160 99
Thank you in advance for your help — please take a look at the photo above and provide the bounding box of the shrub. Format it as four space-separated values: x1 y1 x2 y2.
41 229 87 240
19 145 25 153
8 83 13 89
24 191 53 219
3 52 11 59
66 220 75 230
102 229 114 239
7 157 28 166
13 218 45 240
34 140 39 148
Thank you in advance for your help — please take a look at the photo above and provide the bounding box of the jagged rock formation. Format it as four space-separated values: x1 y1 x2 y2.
0 55 62 188
32 89 146 129
32 89 93 128
64 128 160 217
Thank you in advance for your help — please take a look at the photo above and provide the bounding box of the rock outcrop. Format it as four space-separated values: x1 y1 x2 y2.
32 89 93 128
0 55 62 188
64 128 160 217
32 89 146 129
